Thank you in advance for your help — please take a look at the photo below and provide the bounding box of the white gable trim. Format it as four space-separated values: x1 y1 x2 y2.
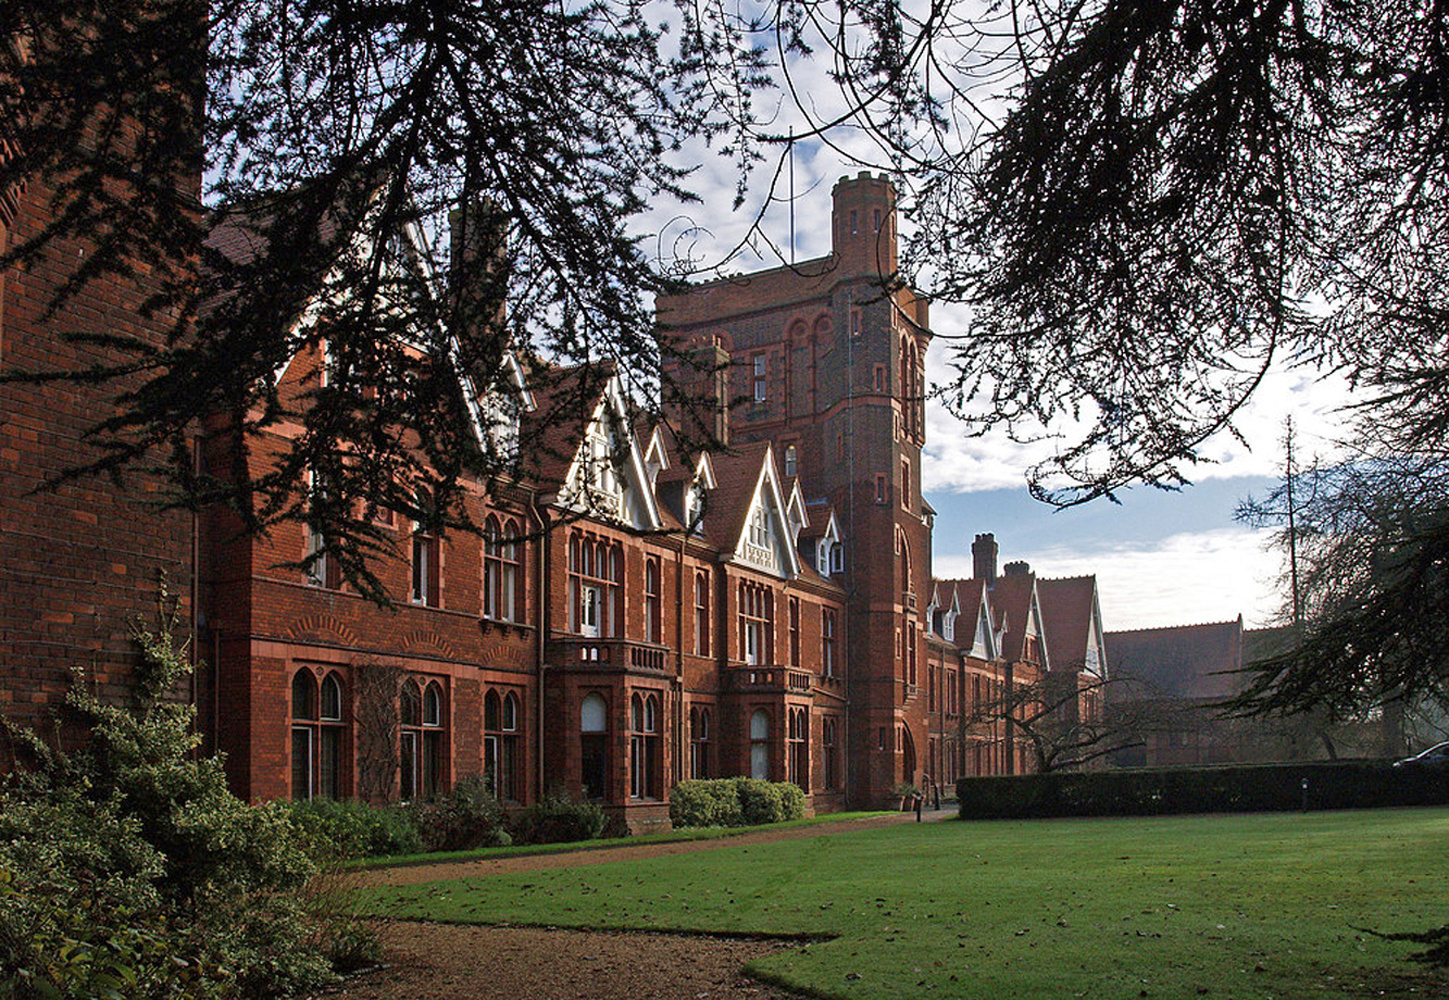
784 479 808 544
728 446 801 580
560 376 663 530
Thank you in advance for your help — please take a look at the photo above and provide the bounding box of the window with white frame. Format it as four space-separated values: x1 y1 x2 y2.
483 515 522 621
739 582 773 665
630 692 661 799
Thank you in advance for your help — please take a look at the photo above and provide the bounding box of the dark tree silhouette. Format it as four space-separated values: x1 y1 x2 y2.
918 0 1449 507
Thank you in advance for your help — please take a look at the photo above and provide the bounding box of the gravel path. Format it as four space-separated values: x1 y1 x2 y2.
331 810 950 999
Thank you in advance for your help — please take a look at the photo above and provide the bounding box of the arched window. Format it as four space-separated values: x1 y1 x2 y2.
400 678 444 800
484 689 522 802
644 557 661 643
484 516 523 622
567 532 622 637
739 582 773 666
689 706 711 779
750 709 770 781
580 693 609 801
630 692 660 799
787 707 809 790
783 444 798 478
318 673 344 799
290 671 318 801
694 571 710 656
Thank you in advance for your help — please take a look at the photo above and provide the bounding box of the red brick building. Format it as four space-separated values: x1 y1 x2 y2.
4 63 1107 819
1 32 200 744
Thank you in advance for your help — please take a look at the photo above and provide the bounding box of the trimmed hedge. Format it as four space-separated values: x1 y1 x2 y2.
669 778 808 828
955 760 1449 820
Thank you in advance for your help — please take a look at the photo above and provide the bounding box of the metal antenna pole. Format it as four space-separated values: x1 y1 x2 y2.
788 127 796 264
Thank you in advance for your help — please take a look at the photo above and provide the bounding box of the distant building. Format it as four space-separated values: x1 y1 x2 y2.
1104 619 1398 766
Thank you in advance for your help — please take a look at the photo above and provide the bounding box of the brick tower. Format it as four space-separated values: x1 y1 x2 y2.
657 172 933 807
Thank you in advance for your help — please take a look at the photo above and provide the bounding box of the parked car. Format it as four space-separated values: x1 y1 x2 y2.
1391 741 1449 768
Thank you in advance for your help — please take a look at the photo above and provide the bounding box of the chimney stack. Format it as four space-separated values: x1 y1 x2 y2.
972 533 998 584
1003 560 1031 578
449 198 510 344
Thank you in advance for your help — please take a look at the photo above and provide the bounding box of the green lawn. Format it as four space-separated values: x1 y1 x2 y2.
353 808 1449 998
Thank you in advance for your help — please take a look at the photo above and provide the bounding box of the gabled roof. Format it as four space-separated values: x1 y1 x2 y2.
520 363 614 490
1105 618 1245 700
800 501 838 541
1037 576 1106 677
523 365 662 530
782 478 808 543
989 571 1044 665
936 578 994 659
640 422 670 481
703 441 800 579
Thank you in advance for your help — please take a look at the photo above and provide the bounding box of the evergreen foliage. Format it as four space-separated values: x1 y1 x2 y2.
0 595 353 998
669 777 807 828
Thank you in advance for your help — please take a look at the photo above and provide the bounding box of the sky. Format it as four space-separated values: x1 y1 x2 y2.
623 21 1361 633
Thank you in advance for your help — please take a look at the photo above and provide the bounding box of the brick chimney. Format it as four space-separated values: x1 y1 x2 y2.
661 333 731 450
972 533 998 584
1003 560 1031 577
449 198 509 343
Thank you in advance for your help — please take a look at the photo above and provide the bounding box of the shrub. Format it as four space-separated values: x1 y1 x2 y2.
409 773 509 852
286 797 423 860
954 760 1449 820
669 778 808 828
735 777 786 825
0 591 353 998
776 780 807 821
508 792 605 845
669 779 738 828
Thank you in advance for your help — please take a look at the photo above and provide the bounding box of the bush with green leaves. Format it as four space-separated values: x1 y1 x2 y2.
285 797 422 860
669 778 808 828
408 773 509 852
507 791 605 845
0 594 358 998
669 778 738 828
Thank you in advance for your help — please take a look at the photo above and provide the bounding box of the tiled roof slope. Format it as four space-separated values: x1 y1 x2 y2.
519 363 614 490
1037 576 1099 675
1105 618 1245 701
989 572 1037 663
700 440 773 557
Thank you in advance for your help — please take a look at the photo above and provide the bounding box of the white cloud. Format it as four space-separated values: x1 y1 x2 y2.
922 319 1362 496
935 527 1285 632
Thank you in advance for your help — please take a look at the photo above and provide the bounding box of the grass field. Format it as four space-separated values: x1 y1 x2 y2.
354 808 1449 998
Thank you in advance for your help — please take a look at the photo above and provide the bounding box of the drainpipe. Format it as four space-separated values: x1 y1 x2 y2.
674 529 686 785
529 501 549 803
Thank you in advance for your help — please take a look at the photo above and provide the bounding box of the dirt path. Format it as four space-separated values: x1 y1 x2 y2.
332 810 949 999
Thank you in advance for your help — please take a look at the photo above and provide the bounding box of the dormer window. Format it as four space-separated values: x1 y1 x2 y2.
584 422 623 516
749 508 768 548
684 484 704 533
